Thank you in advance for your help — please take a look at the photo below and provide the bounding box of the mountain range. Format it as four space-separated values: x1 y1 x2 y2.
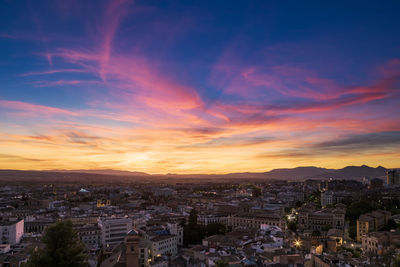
0 165 391 184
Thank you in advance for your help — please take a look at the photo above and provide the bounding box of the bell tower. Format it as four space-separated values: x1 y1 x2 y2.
125 229 140 267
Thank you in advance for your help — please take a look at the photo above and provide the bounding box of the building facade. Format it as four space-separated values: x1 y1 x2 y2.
77 224 102 250
320 191 334 207
98 217 133 249
0 219 24 245
356 210 391 242
166 223 183 247
361 232 390 255
297 203 346 231
147 235 178 259
198 214 229 226
228 213 286 230
387 169 400 185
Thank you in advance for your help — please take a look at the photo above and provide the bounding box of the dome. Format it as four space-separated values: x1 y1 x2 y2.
127 229 139 236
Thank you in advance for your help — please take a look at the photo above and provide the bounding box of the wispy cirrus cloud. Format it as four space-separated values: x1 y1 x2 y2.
20 68 89 77
0 99 78 116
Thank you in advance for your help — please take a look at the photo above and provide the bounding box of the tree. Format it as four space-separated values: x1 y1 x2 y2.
349 222 357 240
179 218 186 228
383 218 398 230
215 260 229 267
183 209 203 246
295 201 303 208
26 220 86 267
346 200 377 220
188 208 198 227
394 254 400 267
312 230 321 236
287 221 297 233
205 223 227 236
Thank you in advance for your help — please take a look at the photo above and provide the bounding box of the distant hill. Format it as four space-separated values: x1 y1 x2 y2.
311 165 387 179
225 166 334 179
0 165 391 184
53 169 150 176
220 165 387 180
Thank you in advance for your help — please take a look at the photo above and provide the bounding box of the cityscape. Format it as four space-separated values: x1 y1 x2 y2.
1 0 400 267
0 167 399 266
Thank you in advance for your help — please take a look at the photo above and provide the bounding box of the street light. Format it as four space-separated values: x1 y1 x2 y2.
293 239 302 248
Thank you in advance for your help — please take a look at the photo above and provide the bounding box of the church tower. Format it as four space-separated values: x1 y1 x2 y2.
125 229 140 267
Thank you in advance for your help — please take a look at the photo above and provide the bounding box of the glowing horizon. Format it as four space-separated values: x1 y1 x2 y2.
1 0 400 174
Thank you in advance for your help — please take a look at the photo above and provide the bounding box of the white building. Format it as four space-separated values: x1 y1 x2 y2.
148 235 178 259
0 219 24 245
166 223 183 246
198 214 229 226
98 217 132 249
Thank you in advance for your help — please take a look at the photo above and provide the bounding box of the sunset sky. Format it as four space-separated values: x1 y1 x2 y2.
0 0 400 174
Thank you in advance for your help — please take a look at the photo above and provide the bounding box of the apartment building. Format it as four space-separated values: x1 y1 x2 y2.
148 234 178 259
356 210 391 242
166 222 183 246
98 217 132 249
0 218 24 245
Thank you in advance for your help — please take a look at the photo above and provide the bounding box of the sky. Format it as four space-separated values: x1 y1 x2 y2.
0 0 400 174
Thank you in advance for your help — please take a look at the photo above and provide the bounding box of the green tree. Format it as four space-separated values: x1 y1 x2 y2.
215 260 229 267
183 209 204 246
394 254 400 267
188 208 198 227
26 220 86 267
179 218 186 228
287 221 297 233
205 223 227 236
295 201 303 208
346 200 377 220
348 222 357 240
383 218 398 230
312 230 321 236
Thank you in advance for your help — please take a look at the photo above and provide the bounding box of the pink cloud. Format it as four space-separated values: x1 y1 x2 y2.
0 100 78 116
97 0 132 81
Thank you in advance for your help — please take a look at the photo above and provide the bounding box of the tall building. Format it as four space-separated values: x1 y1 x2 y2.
125 230 140 267
387 169 400 185
99 229 149 267
147 234 178 259
356 210 391 242
320 190 334 207
166 223 183 246
98 217 133 249
0 219 24 245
